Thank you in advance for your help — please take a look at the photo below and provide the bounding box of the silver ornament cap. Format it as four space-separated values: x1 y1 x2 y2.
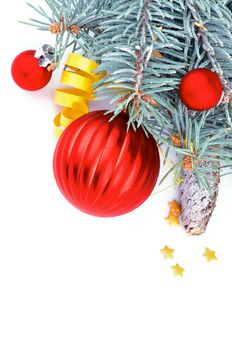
34 44 55 68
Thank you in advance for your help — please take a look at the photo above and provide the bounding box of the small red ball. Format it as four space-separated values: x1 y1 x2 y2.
179 68 223 111
53 110 160 217
11 50 52 91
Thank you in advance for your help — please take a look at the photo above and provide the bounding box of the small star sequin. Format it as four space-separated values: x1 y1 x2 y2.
203 247 217 262
165 211 180 226
160 245 175 260
168 200 181 216
165 200 181 226
171 263 185 277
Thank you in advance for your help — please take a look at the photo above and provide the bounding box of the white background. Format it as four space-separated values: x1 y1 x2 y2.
1 1 232 349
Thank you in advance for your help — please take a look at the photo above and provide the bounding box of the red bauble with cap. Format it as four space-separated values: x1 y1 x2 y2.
11 50 52 91
179 68 223 111
53 110 160 217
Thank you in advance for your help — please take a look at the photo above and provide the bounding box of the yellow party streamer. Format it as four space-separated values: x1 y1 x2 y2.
54 53 104 137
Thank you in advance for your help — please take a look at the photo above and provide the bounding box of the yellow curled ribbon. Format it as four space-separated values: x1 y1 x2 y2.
54 53 104 137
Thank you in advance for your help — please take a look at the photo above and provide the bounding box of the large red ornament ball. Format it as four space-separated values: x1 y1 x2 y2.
179 68 223 111
53 110 160 217
11 50 52 91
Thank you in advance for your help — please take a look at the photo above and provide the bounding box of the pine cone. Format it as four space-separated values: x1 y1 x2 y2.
179 161 220 235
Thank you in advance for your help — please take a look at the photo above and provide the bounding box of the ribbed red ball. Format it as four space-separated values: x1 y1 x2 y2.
11 50 52 91
179 68 223 111
53 110 160 217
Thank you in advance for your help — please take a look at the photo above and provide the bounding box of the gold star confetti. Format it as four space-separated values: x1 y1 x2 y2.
171 264 185 277
203 247 217 262
165 200 182 226
168 200 181 216
165 211 180 226
160 245 175 260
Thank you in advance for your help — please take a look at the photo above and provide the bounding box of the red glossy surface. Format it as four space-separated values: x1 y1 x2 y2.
179 68 223 111
53 110 160 217
11 50 52 91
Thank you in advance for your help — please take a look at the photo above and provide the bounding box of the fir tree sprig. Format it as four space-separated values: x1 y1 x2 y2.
20 0 112 64
21 0 232 190
94 0 186 129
